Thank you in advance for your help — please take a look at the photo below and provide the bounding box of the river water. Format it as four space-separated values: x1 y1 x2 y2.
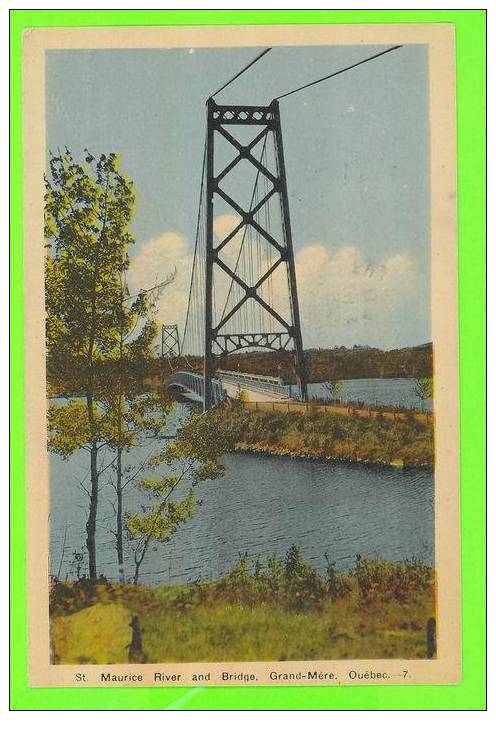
291 377 433 411
50 397 434 585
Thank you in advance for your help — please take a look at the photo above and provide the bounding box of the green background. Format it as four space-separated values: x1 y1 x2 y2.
10 9 486 711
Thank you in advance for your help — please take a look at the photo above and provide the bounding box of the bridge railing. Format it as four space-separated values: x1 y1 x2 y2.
217 369 284 386
217 370 289 397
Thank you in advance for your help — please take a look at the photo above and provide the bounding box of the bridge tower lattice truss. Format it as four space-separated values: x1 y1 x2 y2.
204 99 308 410
161 324 180 360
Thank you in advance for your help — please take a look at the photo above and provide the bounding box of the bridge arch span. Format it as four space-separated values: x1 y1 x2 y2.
165 370 224 405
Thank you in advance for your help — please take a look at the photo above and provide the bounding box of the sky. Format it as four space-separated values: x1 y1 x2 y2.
46 44 430 350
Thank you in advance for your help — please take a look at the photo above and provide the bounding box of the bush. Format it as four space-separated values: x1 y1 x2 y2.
283 545 328 610
354 555 434 604
325 555 353 599
51 549 435 625
49 575 153 616
213 553 260 606
208 402 434 466
175 546 330 613
50 576 117 615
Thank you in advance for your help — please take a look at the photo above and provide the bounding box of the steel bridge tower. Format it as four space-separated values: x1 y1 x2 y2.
203 98 308 410
161 324 180 360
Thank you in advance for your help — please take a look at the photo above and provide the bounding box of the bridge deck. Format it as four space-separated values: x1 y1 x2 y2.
165 369 290 407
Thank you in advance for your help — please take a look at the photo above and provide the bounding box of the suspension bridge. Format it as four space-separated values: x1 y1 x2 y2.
161 45 402 411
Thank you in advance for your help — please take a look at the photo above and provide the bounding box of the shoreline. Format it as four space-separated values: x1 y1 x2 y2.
231 442 434 470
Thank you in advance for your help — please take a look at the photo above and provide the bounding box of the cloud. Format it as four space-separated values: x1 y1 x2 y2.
128 227 422 352
212 214 245 271
213 213 241 242
126 215 244 346
293 244 418 349
127 231 193 337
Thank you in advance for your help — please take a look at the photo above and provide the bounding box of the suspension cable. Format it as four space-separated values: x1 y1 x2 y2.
210 47 272 100
181 132 207 357
274 45 402 101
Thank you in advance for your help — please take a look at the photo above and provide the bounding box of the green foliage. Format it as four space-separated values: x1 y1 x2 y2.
47 401 94 457
125 486 197 584
354 555 434 604
325 554 353 599
323 380 343 401
283 545 328 610
45 150 178 581
51 579 436 663
44 142 168 394
45 150 136 365
126 489 195 542
208 401 434 467
414 377 434 402
125 409 231 583
151 411 235 485
175 549 434 614
177 546 344 613
49 575 153 617
44 148 140 454
50 551 435 617
138 475 180 495
50 552 436 663
103 390 174 450
47 392 173 458
238 388 250 403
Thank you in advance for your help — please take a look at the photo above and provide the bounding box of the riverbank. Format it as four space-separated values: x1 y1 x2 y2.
50 552 436 663
232 443 433 469
209 402 434 468
246 400 433 423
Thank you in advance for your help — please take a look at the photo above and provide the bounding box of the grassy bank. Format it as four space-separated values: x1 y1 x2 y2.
208 402 434 467
50 551 436 664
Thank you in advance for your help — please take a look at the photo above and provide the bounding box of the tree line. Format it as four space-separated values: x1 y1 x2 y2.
66 344 432 394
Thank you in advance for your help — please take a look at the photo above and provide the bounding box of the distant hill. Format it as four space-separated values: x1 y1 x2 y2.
215 343 433 383
48 343 433 394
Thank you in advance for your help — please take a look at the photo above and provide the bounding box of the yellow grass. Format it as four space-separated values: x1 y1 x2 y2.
51 584 435 665
51 602 131 664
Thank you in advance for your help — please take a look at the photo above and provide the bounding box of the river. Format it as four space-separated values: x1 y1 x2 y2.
50 400 434 585
291 377 433 411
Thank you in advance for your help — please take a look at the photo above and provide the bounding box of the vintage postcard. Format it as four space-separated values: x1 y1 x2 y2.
22 22 459 688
